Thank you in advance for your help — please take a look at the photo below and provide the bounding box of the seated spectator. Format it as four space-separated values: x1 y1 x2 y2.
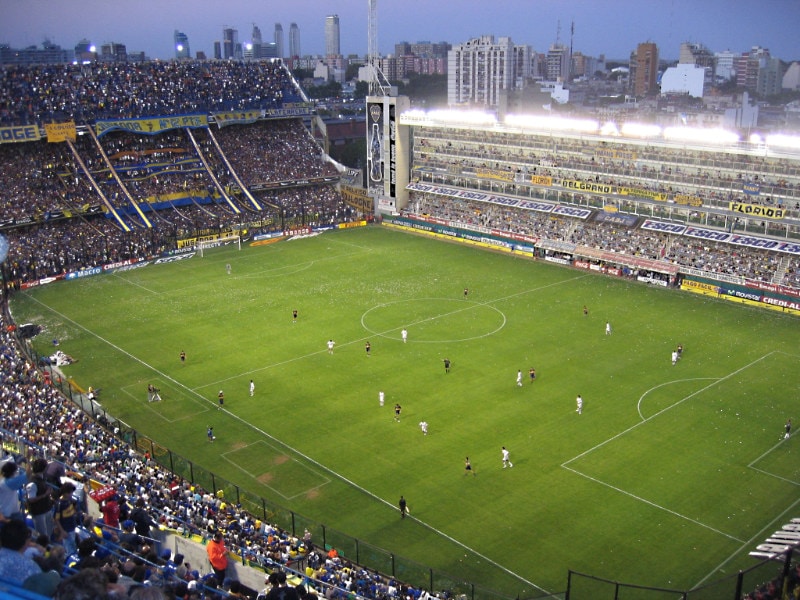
0 519 42 584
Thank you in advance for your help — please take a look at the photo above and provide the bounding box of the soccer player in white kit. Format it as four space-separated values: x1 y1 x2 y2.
671 350 678 366
516 370 523 387
249 380 255 396
379 391 385 406
502 446 513 468
419 421 428 435
401 328 408 343
327 339 335 354
576 394 583 414
605 321 612 335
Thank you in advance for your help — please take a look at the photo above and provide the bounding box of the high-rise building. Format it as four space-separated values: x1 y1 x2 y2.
223 27 238 59
174 30 190 59
250 24 263 59
755 56 783 96
100 42 127 62
546 43 570 81
214 41 222 60
74 39 96 63
325 15 340 57
0 40 73 65
448 35 530 108
734 47 781 95
274 23 284 59
288 23 300 58
679 42 715 87
630 42 659 96
715 50 736 81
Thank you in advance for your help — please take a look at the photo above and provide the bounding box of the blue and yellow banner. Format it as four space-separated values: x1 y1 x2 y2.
0 124 40 144
95 114 208 137
213 110 263 128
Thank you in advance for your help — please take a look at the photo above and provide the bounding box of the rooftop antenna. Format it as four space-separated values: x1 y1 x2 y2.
368 0 392 96
569 19 574 81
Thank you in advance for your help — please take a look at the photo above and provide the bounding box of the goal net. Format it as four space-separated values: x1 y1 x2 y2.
197 234 241 257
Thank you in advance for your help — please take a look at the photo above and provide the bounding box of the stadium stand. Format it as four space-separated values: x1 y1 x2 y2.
2 57 800 600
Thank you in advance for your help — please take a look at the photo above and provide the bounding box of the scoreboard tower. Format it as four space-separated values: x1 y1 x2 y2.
366 94 410 215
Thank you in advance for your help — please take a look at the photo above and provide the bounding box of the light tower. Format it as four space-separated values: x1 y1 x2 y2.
367 0 392 96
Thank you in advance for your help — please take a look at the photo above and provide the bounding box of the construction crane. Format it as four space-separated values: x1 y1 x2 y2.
367 0 393 96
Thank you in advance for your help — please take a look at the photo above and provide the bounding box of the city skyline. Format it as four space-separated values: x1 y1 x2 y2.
1 0 798 62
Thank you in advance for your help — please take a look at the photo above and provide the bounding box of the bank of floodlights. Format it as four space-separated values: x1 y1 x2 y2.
764 134 800 150
663 126 740 145
505 114 599 133
620 122 662 138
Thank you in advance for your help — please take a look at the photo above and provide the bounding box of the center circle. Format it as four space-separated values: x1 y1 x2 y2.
361 298 506 343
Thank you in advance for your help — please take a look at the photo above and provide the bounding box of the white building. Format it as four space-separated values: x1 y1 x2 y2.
660 63 706 97
784 62 800 91
447 35 531 108
715 50 736 82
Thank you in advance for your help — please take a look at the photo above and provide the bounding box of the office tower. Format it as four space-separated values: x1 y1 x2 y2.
448 35 529 108
223 27 238 59
288 23 300 58
214 41 222 60
630 42 658 96
325 15 340 57
546 43 570 81
715 49 736 81
249 24 262 59
100 42 127 62
174 30 190 59
274 23 284 59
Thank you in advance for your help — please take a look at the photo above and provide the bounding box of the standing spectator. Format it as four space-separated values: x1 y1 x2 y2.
206 532 228 584
26 458 55 540
0 460 27 523
100 494 121 530
130 498 155 538
53 482 81 557
44 459 66 491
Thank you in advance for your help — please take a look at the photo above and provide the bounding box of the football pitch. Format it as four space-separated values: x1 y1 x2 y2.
10 225 800 597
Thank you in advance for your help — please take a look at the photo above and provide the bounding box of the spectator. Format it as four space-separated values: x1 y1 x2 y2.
0 459 28 523
0 519 42 584
26 456 56 540
206 531 228 584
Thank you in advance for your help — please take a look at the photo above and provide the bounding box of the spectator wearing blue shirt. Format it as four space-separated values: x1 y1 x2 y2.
0 460 28 523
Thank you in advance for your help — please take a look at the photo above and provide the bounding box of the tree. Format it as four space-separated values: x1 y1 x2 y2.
353 80 369 100
345 63 363 81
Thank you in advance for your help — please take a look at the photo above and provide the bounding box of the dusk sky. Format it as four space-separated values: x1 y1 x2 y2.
1 0 798 63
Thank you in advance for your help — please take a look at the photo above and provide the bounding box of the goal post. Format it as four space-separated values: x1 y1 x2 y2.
197 234 241 257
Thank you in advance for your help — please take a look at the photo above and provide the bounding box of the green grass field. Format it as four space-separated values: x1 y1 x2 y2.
10 225 800 598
